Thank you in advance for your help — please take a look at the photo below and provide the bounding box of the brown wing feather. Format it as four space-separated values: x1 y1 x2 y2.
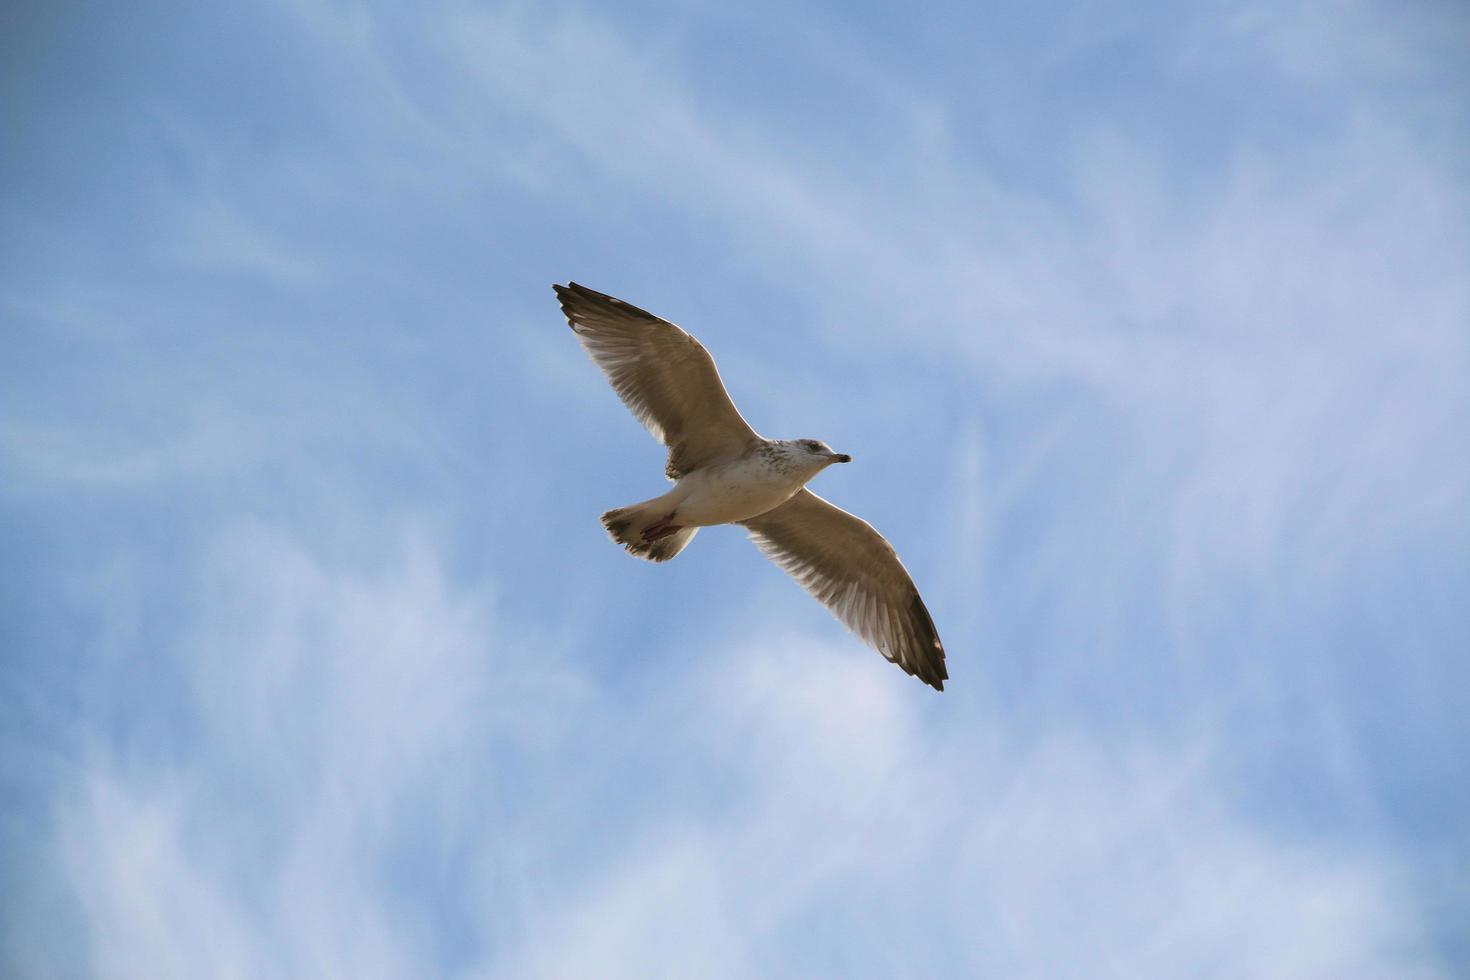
553 282 760 479
741 490 947 691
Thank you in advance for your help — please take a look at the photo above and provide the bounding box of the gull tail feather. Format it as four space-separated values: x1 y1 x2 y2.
601 498 698 562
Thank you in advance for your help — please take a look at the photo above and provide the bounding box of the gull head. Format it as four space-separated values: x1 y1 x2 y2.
781 438 852 471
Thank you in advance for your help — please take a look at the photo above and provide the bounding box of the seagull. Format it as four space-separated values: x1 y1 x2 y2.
554 282 947 691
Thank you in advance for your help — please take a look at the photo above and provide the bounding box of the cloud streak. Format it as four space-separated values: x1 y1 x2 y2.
50 527 1441 978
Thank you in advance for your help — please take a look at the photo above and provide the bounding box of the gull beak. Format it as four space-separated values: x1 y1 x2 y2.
831 453 852 463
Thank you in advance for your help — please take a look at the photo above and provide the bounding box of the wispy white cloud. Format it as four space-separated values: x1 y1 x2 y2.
48 528 1444 978
7 0 1467 974
519 637 1439 978
55 524 587 977
382 0 1470 583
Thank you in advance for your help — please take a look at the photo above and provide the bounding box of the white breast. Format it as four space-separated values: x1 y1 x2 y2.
673 454 809 526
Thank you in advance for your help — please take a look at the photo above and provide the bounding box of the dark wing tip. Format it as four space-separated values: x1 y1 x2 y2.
908 590 947 691
552 283 580 330
551 282 664 324
917 661 946 691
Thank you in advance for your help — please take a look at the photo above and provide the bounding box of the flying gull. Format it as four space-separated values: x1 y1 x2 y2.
554 282 947 691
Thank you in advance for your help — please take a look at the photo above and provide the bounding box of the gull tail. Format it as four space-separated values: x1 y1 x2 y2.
601 498 698 563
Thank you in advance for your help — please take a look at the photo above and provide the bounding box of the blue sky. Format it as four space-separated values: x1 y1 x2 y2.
3 0 1468 975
